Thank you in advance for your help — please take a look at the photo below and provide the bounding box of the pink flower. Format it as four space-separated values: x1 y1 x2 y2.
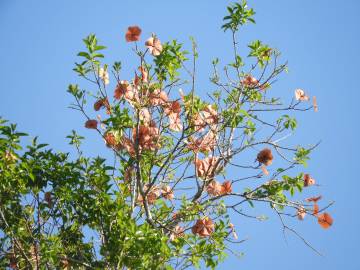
294 89 310 101
206 180 223 196
193 105 218 131
304 173 316 187
114 81 134 100
170 225 185 241
161 185 174 200
241 75 259 88
149 89 168 106
297 207 306 220
139 108 151 125
164 100 182 115
187 130 217 153
192 217 215 237
137 184 161 205
140 66 148 83
168 112 183 132
125 26 142 42
132 125 160 151
145 36 163 56
195 156 219 179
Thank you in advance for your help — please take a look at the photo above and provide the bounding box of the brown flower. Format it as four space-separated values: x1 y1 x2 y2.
304 173 316 187
221 180 232 195
44 192 52 207
313 204 319 215
85 119 98 129
169 225 185 241
104 132 117 148
192 217 215 237
114 81 134 100
125 26 142 42
305 195 322 203
257 148 273 166
94 98 111 114
318 212 333 229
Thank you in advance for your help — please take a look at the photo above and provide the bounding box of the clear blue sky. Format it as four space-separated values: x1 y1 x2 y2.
0 0 359 269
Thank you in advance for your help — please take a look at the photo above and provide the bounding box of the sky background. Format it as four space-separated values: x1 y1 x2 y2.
0 0 359 269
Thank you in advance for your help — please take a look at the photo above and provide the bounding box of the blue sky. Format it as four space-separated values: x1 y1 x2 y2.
0 0 359 269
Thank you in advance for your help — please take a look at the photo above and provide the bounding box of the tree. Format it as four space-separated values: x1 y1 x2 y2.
0 1 333 269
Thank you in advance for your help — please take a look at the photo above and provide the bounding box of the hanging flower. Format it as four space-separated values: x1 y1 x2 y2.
257 148 273 166
195 156 219 179
114 80 135 101
149 89 168 106
169 225 185 241
297 207 306 220
229 223 238 239
139 108 151 125
305 195 322 203
168 112 183 131
261 165 269 175
221 180 232 194
317 212 333 229
313 204 319 215
85 119 98 129
192 217 215 237
94 97 111 114
118 136 136 156
137 184 161 205
139 66 149 83
294 89 310 101
98 67 110 85
161 185 174 200
304 173 315 187
206 180 223 196
187 130 217 153
193 105 218 131
104 132 117 148
132 125 160 151
125 26 142 42
313 96 318 112
241 75 259 88
145 36 163 56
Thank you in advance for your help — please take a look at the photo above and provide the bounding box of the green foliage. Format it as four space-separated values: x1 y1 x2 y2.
154 40 188 82
222 0 255 32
